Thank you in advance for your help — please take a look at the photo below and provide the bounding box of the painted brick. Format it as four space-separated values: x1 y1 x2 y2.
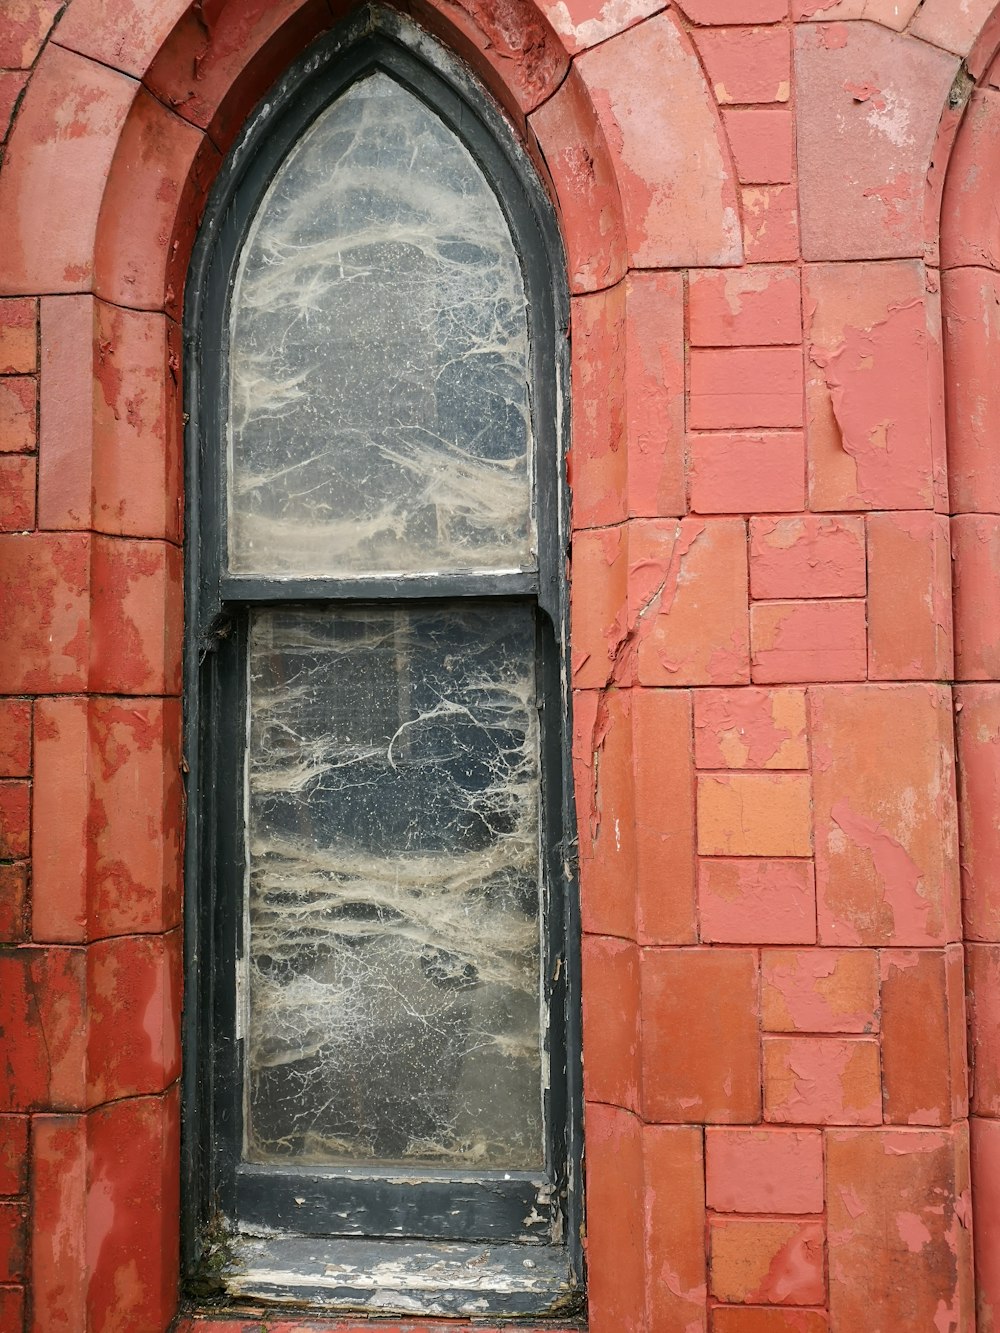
570 285 628 531
0 947 86 1111
0 0 62 67
710 1219 825 1305
751 600 867 683
678 0 787 21
570 526 628 689
968 944 1000 1116
0 1287 24 1332
699 858 816 944
633 689 697 943
631 518 750 687
30 1115 85 1331
32 698 88 943
0 1119 27 1196
711 1311 829 1332
0 784 29 861
867 512 952 680
582 935 640 1111
0 533 90 693
574 12 743 267
761 948 879 1033
694 27 791 104
90 537 183 696
0 704 29 779
644 1125 708 1332
942 267 1000 513
741 185 800 263
625 271 686 519
534 0 664 55
585 1104 645 1332
689 347 803 429
689 431 806 514
827 1127 973 1330
749 516 866 600
972 1117 1000 1332
956 685 1000 942
50 0 191 79
706 1127 824 1213
722 107 794 183
811 684 960 946
0 299 36 374
942 89 1000 273
0 377 35 454
39 295 93 530
795 24 958 261
694 687 808 770
0 72 28 148
0 1204 25 1283
909 0 995 58
641 947 760 1123
881 947 966 1125
689 267 801 346
763 1035 881 1123
0 867 27 944
575 689 637 938
803 261 940 511
697 773 812 856
953 514 1000 680
0 457 35 531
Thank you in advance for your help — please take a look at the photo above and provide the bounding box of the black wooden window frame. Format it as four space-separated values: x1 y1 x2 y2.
181 4 581 1306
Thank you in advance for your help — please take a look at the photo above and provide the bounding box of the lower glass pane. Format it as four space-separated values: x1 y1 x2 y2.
244 604 543 1170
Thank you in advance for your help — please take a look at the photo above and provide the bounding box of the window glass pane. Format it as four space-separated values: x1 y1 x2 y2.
228 73 534 577
245 604 543 1169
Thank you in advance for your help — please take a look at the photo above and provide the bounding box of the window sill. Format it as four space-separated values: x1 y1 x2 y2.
219 1235 582 1320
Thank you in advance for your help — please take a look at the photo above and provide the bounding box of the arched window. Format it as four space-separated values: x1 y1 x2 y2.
183 7 579 1316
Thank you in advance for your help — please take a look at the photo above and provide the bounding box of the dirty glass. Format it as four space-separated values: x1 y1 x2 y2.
244 604 543 1169
227 72 533 577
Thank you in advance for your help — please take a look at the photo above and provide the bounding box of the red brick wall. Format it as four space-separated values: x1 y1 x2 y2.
1 0 999 1329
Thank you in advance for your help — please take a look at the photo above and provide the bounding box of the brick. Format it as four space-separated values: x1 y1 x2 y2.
689 267 801 346
0 457 35 531
32 698 87 943
706 1127 824 1213
570 286 628 530
710 1218 825 1305
742 185 800 263
0 73 28 146
954 515 1000 680
942 89 1000 273
30 1116 85 1330
795 24 958 262
0 533 90 693
762 948 879 1033
575 689 637 938
0 1205 25 1283
0 1287 24 1331
694 27 791 104
749 516 865 600
0 785 28 861
751 600 867 683
645 1125 708 1332
689 431 806 514
689 348 803 429
697 773 812 856
624 271 686 518
535 0 664 54
0 45 136 294
527 66 627 293
570 526 628 689
0 703 29 778
695 687 808 769
804 261 940 512
912 0 997 65
722 107 794 183
699 858 816 944
582 935 640 1111
867 512 952 680
50 0 190 78
972 1118 1000 1331
763 1035 881 1124
574 12 742 267
942 269 1000 514
585 1104 645 1331
712 1312 828 1332
0 378 35 453
631 518 750 687
0 867 27 944
956 686 1000 941
968 944 1000 1116
38 295 94 529
0 0 62 67
0 1119 27 1196
0 300 35 374
678 0 787 20
0 947 86 1111
881 947 966 1125
90 537 182 696
827 1127 973 1330
811 684 960 946
641 947 760 1122
633 689 697 943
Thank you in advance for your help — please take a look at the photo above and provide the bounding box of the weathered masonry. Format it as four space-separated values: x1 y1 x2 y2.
4 0 1000 1328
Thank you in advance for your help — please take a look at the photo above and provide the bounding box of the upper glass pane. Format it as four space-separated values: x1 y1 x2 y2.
227 72 534 577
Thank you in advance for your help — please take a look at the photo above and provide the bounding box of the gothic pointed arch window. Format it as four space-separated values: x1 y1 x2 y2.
183 7 579 1316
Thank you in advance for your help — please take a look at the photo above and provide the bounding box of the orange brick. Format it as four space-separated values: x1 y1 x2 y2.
706 1127 823 1213
645 1125 708 1333
697 773 812 856
712 1310 828 1332
867 512 952 680
0 703 30 778
763 1035 881 1124
570 526 628 689
581 935 639 1111
749 516 866 600
689 266 801 347
641 947 760 1123
574 688 637 938
689 431 806 514
633 689 697 943
722 107 794 183
0 378 35 454
751 600 867 683
761 948 879 1033
690 347 803 429
880 947 967 1125
710 1218 825 1304
699 858 816 945
694 687 808 769
0 300 37 375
